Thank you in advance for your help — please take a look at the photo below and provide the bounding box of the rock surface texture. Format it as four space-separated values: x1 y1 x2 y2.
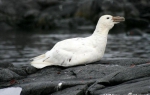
0 58 150 95
0 0 150 32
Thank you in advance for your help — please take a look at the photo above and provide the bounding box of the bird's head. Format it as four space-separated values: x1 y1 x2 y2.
97 15 125 30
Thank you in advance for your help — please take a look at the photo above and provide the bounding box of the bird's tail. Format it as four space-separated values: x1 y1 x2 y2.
30 54 52 69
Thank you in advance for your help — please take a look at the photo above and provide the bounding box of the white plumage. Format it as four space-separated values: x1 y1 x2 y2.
30 15 125 68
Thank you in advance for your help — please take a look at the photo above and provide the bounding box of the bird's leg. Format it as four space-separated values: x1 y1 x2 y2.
43 57 50 62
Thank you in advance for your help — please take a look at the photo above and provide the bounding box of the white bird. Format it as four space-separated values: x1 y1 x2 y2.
30 15 125 69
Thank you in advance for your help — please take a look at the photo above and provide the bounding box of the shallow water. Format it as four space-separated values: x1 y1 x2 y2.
0 30 150 65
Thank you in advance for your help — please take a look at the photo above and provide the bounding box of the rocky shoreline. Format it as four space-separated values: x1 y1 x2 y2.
0 58 150 95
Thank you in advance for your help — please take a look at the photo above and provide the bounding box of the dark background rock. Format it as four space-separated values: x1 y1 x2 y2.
0 0 149 32
126 28 143 36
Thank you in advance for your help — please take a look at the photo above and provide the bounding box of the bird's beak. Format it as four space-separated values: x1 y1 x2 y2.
112 16 125 23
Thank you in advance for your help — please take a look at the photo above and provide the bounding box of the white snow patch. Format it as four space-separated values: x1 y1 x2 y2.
0 87 22 95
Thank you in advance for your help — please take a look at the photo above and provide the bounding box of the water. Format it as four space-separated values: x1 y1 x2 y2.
0 30 150 66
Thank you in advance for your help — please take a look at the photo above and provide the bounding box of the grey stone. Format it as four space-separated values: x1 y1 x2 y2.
0 59 150 95
0 69 21 82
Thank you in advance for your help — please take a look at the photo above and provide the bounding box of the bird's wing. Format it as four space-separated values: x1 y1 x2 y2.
53 37 91 51
44 37 97 66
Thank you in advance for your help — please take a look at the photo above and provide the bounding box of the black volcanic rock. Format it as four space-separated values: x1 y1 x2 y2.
0 0 150 31
0 59 150 95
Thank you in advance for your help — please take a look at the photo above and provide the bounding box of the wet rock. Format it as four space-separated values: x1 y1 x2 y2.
73 17 93 26
0 0 150 31
145 28 150 34
51 85 88 95
77 0 139 20
9 68 27 76
141 14 150 21
0 22 13 31
0 59 150 95
92 77 150 95
54 17 93 29
0 63 14 68
42 1 77 18
99 58 150 66
0 69 21 82
54 18 75 29
97 0 126 16
17 9 40 29
37 0 61 8
129 0 150 15
37 13 56 30
75 0 94 19
75 0 139 32
87 63 150 94
0 0 40 29
24 10 40 18
31 1 78 30
59 1 77 18
98 64 150 84
77 25 95 31
24 65 38 74
126 18 149 30
124 1 140 16
126 28 143 36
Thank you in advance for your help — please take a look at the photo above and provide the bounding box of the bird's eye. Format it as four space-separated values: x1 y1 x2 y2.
107 17 109 19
